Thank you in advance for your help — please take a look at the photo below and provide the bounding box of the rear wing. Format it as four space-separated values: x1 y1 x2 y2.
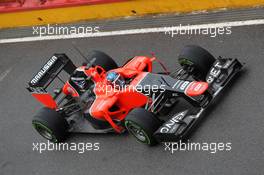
27 54 76 109
27 53 76 92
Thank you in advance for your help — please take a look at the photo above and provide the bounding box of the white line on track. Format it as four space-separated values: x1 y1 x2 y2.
0 67 12 82
0 19 264 44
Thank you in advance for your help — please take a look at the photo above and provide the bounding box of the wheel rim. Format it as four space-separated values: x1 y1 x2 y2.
125 121 150 144
179 58 204 80
179 58 194 66
179 58 195 73
32 121 57 142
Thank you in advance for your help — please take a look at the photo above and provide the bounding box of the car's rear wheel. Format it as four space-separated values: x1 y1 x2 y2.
178 45 216 80
32 107 69 142
125 108 161 146
88 50 118 71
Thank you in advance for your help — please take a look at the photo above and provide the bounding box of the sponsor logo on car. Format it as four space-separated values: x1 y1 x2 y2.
30 56 58 85
159 110 187 133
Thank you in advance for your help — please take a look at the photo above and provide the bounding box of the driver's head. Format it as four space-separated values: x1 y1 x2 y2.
70 69 88 90
106 71 125 88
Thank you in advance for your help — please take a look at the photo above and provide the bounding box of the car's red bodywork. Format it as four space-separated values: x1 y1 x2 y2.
31 56 209 133
85 56 153 132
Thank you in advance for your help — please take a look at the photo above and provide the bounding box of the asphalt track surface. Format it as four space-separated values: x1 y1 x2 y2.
0 8 264 175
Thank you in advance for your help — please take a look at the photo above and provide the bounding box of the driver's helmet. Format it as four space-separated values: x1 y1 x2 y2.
70 69 88 90
106 71 125 88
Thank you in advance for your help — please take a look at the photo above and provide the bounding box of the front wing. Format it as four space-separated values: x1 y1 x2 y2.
154 57 243 142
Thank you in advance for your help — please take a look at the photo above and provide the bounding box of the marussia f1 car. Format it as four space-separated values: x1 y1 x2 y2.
27 45 243 145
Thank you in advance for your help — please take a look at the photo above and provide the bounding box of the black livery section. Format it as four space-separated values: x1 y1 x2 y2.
153 57 243 143
135 73 191 96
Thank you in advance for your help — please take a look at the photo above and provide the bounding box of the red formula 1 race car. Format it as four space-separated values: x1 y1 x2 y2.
27 45 243 145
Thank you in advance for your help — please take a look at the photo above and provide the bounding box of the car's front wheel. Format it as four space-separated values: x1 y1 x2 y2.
125 108 161 146
178 45 216 81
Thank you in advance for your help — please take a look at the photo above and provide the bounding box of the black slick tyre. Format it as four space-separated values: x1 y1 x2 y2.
125 108 161 146
178 45 216 80
32 107 69 142
88 50 118 71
